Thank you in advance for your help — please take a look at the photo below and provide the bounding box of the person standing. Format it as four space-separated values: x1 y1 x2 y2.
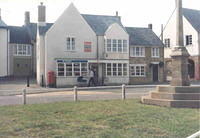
88 68 95 87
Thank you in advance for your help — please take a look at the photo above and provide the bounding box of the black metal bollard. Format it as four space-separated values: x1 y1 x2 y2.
27 76 30 87
41 75 44 87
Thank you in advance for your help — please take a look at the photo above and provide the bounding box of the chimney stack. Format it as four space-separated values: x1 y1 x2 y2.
24 11 30 25
116 11 118 17
38 2 46 26
148 24 153 29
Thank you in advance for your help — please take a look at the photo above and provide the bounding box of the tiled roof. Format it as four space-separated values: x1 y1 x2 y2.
38 23 53 35
25 23 37 41
38 15 124 36
81 14 124 35
0 19 7 28
8 26 32 44
126 27 164 47
183 8 200 32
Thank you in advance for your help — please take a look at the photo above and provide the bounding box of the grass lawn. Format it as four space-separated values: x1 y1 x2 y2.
0 99 199 138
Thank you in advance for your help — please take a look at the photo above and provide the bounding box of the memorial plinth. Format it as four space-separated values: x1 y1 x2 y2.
141 0 200 108
170 46 190 86
141 86 200 108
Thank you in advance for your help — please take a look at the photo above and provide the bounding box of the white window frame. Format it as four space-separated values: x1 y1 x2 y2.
65 63 73 77
106 39 128 53
57 63 65 77
112 39 117 52
130 64 146 77
66 37 76 51
56 62 88 77
106 39 112 52
123 40 128 53
14 44 32 56
130 47 145 57
106 63 128 77
151 48 160 58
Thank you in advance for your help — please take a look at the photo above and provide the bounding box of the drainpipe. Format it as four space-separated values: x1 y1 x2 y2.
161 24 164 42
96 35 99 84
161 24 165 82
97 35 99 60
7 29 9 76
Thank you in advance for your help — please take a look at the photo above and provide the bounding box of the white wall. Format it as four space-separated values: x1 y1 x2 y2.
104 23 129 59
183 17 199 56
97 36 105 59
44 3 97 85
163 11 199 58
36 34 45 85
0 28 8 77
104 77 129 85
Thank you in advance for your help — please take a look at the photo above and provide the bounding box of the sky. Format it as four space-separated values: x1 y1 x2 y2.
0 0 200 35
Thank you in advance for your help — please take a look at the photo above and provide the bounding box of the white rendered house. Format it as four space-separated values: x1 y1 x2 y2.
163 8 200 80
0 13 9 77
37 3 129 87
0 10 37 78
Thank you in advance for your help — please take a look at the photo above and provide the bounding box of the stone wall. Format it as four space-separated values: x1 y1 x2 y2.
164 55 200 81
129 47 164 84
189 56 200 80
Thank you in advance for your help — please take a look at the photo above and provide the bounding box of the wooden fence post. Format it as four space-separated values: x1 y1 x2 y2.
22 88 26 105
122 84 126 100
74 86 78 102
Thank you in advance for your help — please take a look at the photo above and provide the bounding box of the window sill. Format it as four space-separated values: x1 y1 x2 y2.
130 76 146 78
64 50 76 52
106 76 128 77
106 52 128 54
57 76 88 78
185 44 193 47
130 56 146 58
14 55 32 57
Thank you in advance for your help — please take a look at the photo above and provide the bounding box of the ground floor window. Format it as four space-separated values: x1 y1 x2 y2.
57 62 88 77
130 64 146 77
57 63 65 76
106 63 128 77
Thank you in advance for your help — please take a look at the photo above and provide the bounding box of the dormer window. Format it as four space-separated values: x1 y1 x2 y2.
186 35 192 46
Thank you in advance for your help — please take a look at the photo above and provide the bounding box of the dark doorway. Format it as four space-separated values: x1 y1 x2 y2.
188 59 195 79
89 63 99 85
152 64 159 82
13 58 31 77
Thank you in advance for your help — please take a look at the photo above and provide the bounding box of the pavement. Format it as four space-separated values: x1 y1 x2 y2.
0 78 159 96
0 78 200 106
0 88 154 106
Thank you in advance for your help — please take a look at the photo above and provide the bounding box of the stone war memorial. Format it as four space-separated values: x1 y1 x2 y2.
142 0 200 108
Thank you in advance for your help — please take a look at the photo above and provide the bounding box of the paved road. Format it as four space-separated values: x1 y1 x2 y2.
1 78 200 106
0 87 154 106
